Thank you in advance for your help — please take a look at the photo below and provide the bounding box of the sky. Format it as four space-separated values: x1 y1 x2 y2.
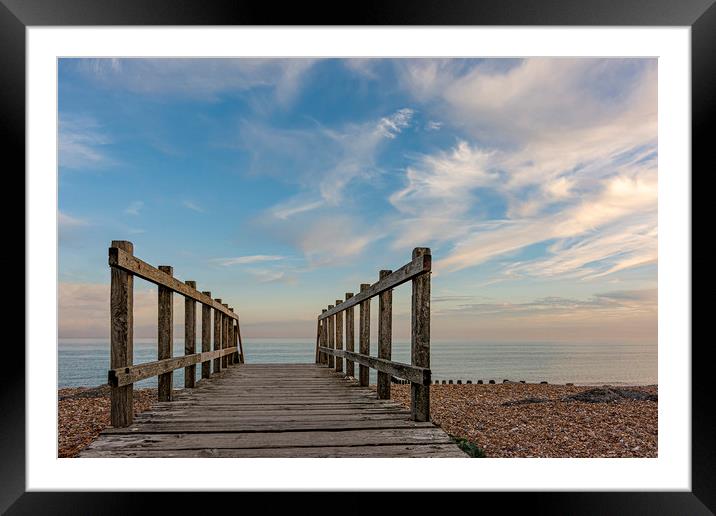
58 58 657 343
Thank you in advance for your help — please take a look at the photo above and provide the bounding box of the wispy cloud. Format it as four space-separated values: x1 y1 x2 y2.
124 200 143 216
212 255 284 266
183 200 204 213
59 211 89 229
59 114 113 169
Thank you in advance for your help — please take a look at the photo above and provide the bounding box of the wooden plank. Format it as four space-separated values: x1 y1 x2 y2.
335 299 343 373
184 280 197 388
82 427 453 451
318 252 431 320
109 246 238 320
319 347 430 386
411 247 431 422
102 418 436 434
158 265 173 402
345 293 355 377
201 291 212 379
377 269 392 400
213 301 222 373
81 444 465 458
359 283 370 387
110 240 133 428
109 347 239 387
327 305 335 368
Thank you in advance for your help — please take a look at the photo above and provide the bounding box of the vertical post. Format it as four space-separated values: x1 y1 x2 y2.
110 240 134 427
227 309 234 365
327 305 335 368
213 299 222 374
315 316 321 364
184 280 197 388
319 309 327 365
222 303 230 368
411 247 431 422
157 265 173 402
228 309 236 365
358 283 371 387
236 315 245 364
345 293 355 377
377 270 393 400
201 291 212 379
335 299 343 373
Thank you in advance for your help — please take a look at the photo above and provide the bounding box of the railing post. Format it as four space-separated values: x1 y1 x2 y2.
335 299 343 373
184 280 197 388
201 291 212 379
319 309 327 365
110 240 134 427
213 299 223 373
411 248 431 422
345 292 355 377
236 315 245 364
222 303 230 368
377 270 393 400
158 265 174 402
228 309 235 365
327 305 335 368
358 283 371 387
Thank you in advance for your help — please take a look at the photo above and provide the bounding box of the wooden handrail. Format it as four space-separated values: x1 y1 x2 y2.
108 240 244 428
315 247 432 422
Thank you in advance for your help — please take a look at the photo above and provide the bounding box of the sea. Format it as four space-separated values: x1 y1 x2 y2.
58 338 657 388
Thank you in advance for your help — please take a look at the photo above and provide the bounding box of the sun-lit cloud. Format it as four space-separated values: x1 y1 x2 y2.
212 255 284 266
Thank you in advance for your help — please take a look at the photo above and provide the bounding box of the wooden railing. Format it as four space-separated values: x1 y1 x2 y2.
315 247 432 421
107 240 244 428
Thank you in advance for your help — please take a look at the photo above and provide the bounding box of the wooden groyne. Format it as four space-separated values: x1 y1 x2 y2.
82 242 465 458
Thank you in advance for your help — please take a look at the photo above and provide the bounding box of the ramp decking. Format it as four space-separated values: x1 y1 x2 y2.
80 364 466 458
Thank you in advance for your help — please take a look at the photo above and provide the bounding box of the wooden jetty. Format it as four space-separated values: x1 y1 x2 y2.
79 242 465 458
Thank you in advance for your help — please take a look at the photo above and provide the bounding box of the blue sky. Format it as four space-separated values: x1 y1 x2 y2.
58 58 657 342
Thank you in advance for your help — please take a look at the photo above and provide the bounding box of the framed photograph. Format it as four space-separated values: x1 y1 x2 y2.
6 0 708 512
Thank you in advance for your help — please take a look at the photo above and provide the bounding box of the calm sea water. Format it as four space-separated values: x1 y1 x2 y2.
58 338 657 388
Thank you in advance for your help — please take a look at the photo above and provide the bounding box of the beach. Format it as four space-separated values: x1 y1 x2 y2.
59 382 657 458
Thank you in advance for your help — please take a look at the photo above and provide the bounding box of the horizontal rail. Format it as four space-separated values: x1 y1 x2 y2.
318 252 431 320
319 347 431 386
109 347 238 387
109 246 238 320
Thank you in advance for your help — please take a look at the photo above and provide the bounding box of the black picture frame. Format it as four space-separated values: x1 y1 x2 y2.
4 0 707 513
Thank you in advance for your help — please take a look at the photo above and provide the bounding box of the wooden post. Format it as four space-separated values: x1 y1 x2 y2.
345 293 355 377
411 247 431 422
110 240 134 427
157 265 173 402
358 283 371 387
184 280 197 388
227 308 234 366
236 315 245 364
327 305 335 368
213 299 223 374
377 270 393 400
201 291 212 379
319 309 327 365
222 303 230 368
335 299 343 373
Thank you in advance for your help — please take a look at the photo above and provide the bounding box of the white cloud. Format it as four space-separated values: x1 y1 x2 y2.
124 201 143 216
212 255 284 266
183 200 204 213
59 115 113 169
59 211 89 229
376 108 415 139
72 58 317 105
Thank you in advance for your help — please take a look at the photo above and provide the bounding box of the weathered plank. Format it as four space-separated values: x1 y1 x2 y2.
110 240 133 428
108 347 238 387
184 280 197 388
109 245 238 320
157 265 173 402
318 347 430 386
411 247 431 422
318 252 431 320
377 269 393 400
359 283 370 387
345 293 355 377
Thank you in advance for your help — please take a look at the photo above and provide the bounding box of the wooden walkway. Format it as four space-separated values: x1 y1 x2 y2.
80 364 466 458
